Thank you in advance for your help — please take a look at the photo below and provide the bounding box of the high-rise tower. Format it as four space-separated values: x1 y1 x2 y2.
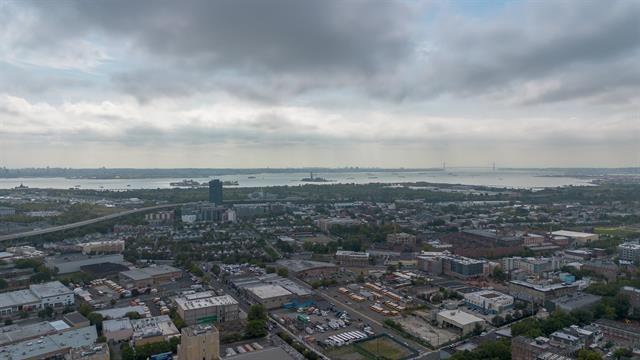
208 179 223 204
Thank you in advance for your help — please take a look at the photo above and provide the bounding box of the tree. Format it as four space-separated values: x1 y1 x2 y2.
277 267 289 278
492 267 507 282
87 313 104 333
578 349 603 360
38 306 55 319
121 344 135 360
78 303 94 316
212 264 221 275
356 274 365 283
248 304 268 322
492 315 504 327
245 319 268 338
126 311 141 319
386 264 397 273
614 348 633 360
449 339 510 360
0 279 8 290
4 319 12 326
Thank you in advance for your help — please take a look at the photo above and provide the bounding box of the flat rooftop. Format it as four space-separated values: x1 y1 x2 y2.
551 230 596 238
438 309 484 326
228 347 296 360
95 305 146 319
30 281 72 298
510 280 577 292
275 259 336 273
103 318 133 333
0 321 69 346
247 284 292 299
120 265 181 280
336 250 369 258
0 289 39 309
175 294 238 310
1 326 97 360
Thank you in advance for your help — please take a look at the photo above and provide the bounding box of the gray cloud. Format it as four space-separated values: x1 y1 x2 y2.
1 1 639 168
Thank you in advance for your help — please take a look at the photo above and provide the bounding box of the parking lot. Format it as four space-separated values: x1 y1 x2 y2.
272 299 375 346
319 284 407 326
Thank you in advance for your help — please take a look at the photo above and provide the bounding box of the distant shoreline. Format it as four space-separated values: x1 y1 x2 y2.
0 167 445 179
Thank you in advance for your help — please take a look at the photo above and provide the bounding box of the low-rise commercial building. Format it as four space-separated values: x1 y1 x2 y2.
622 286 640 310
30 281 75 308
0 321 71 347
46 254 125 275
596 319 640 348
0 281 73 316
386 233 417 248
63 312 90 329
66 343 110 360
316 217 361 232
130 315 180 346
511 336 574 360
245 284 293 309
550 230 598 245
95 306 146 320
335 250 370 267
79 240 125 255
436 309 485 335
174 292 240 325
547 293 602 313
102 318 134 342
463 290 514 314
275 259 337 278
119 265 183 288
0 326 97 360
508 280 578 305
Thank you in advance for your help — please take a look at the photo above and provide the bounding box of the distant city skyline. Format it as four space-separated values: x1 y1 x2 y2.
1 1 639 168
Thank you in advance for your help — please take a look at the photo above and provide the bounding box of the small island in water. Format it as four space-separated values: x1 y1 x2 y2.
301 172 332 183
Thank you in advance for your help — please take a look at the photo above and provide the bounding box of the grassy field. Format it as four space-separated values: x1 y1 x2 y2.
595 226 640 237
356 336 414 360
326 346 368 360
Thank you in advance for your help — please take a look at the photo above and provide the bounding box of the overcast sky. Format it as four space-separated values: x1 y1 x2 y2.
1 0 639 168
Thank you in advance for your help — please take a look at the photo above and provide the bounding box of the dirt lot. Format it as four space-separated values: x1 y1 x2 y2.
396 312 458 347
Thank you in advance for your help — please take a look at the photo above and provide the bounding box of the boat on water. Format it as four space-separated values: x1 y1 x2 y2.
301 172 332 183
247 176 257 179
169 179 203 187
223 180 239 186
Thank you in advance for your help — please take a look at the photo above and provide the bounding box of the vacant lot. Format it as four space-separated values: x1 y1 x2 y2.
397 314 457 346
356 336 415 360
326 346 368 360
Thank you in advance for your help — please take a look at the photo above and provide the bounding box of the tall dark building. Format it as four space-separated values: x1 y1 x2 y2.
208 179 223 204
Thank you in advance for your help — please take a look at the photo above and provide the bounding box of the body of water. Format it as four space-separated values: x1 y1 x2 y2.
0 168 595 190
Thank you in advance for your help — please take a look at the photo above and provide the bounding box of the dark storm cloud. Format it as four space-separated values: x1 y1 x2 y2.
71 0 415 72
413 1 640 104
7 1 640 106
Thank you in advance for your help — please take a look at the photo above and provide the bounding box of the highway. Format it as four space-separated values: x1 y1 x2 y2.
0 203 185 242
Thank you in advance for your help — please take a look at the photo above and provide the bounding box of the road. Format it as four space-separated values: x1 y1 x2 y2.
0 203 186 242
287 277 431 356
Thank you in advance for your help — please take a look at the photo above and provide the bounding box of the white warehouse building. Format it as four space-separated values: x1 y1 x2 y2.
463 290 514 314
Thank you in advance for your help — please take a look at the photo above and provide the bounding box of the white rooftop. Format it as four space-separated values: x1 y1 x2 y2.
438 309 484 326
30 281 72 299
247 284 292 299
1 326 97 360
551 230 595 238
175 294 238 310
